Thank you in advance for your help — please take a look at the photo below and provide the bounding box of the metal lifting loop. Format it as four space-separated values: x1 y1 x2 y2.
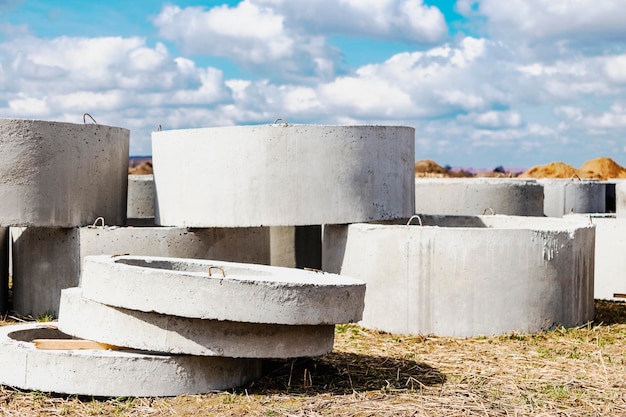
83 113 97 125
406 215 423 226
157 124 162 131
92 217 105 228
482 208 495 216
208 266 226 277
273 118 288 126
571 173 581 180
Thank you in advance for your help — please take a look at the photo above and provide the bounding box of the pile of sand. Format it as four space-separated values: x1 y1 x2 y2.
128 161 153 175
519 157 626 180
578 157 626 180
518 162 579 179
415 159 447 175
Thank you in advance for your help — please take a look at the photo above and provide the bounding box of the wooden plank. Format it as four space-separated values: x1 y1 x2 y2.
32 339 118 350
613 293 626 299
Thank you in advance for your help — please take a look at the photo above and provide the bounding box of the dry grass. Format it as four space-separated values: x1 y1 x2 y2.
1 300 626 416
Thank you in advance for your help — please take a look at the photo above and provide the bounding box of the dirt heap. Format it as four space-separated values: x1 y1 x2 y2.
520 157 626 180
578 157 626 180
128 161 153 175
519 162 579 179
415 159 447 175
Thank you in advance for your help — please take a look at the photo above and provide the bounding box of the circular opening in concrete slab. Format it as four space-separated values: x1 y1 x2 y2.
8 327 73 342
81 255 366 324
117 258 273 276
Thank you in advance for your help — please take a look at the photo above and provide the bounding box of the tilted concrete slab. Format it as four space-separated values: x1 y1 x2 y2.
152 124 415 227
10 226 272 318
0 323 262 397
537 178 606 217
127 174 155 226
565 213 626 301
323 215 595 337
0 119 129 227
58 288 335 358
414 178 544 216
80 255 366 325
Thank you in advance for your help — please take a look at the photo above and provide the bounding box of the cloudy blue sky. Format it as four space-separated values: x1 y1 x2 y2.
0 0 625 169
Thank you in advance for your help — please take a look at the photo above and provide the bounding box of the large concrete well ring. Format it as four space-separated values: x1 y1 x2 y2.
0 119 129 227
0 323 261 397
537 178 606 217
152 124 415 227
127 174 155 226
80 255 366 325
58 287 335 358
414 178 544 216
322 215 595 337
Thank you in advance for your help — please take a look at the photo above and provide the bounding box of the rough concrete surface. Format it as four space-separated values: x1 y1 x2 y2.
0 323 262 397
152 124 415 227
538 178 606 217
0 119 129 227
80 255 366 325
323 215 595 337
127 174 155 225
414 178 544 216
58 288 335 358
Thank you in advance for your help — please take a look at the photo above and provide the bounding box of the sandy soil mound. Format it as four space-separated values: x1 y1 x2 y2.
519 162 578 178
578 157 626 180
128 161 153 175
415 159 447 175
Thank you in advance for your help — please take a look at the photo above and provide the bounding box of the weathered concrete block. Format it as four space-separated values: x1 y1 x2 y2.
323 215 595 336
127 174 155 226
11 226 272 317
58 288 335 358
80 255 366 325
0 119 129 227
538 178 606 217
0 323 262 397
414 178 544 216
152 124 415 227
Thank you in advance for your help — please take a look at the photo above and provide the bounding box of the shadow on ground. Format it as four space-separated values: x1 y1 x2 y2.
594 299 626 325
243 351 446 395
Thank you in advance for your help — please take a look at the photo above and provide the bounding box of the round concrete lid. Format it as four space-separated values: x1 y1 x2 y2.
0 323 261 397
80 255 366 325
58 287 336 358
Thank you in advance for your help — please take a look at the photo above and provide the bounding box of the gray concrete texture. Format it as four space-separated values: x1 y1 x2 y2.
414 178 544 216
323 215 595 337
0 323 262 397
80 255 366 325
58 288 335 358
11 226 273 318
537 178 606 217
565 213 626 301
127 174 155 225
0 119 129 227
616 182 626 218
152 124 415 227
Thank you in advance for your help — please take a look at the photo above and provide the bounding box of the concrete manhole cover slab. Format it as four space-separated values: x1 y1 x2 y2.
80 255 366 325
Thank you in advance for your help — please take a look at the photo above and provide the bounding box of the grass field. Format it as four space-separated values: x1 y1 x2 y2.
1 300 625 416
